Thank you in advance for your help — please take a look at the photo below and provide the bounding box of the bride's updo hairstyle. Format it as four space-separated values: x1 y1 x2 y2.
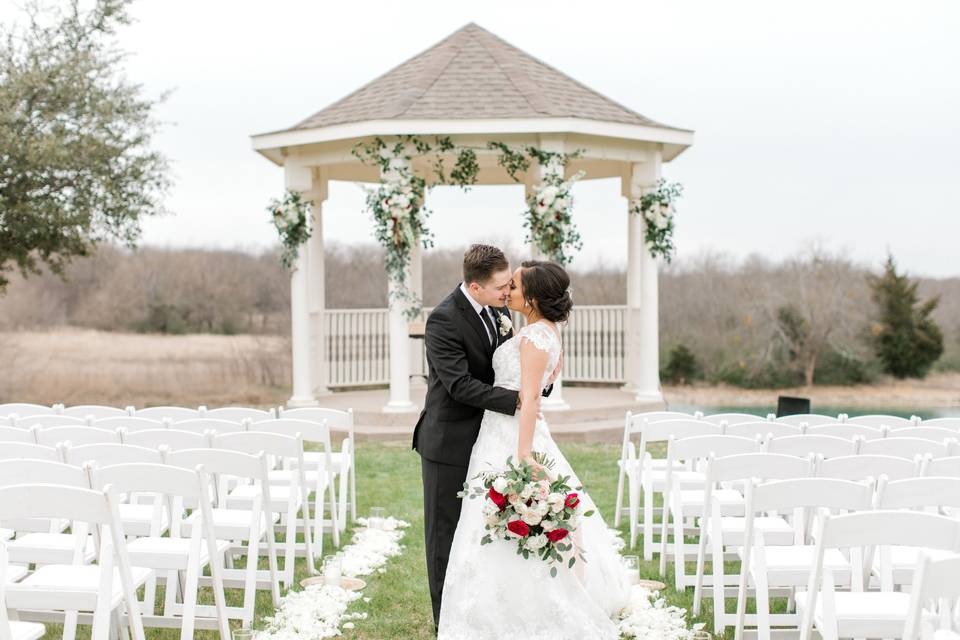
520 260 573 323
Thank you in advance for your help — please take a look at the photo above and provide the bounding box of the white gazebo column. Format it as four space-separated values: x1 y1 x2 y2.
408 240 427 388
307 168 329 396
623 147 664 402
383 159 417 413
530 135 569 411
285 161 318 407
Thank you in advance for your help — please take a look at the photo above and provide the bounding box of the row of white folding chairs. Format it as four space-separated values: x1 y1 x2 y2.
0 431 338 561
0 403 274 422
1 405 358 528
0 416 354 535
680 450 960 635
658 436 960 591
724 477 960 640
0 462 237 640
0 435 333 633
617 417 960 554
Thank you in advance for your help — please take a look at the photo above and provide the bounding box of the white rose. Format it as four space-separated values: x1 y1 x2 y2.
508 494 521 506
378 147 393 159
492 477 509 493
485 510 501 526
554 197 570 211
392 206 408 219
535 500 550 516
567 514 580 530
538 185 559 206
521 510 542 526
389 157 407 171
525 534 548 551
535 202 548 216
541 518 557 531
519 484 534 500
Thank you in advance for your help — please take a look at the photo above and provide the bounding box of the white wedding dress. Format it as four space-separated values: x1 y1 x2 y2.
437 321 630 640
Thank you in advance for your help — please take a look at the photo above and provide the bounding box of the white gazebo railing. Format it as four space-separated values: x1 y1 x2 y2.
323 305 626 388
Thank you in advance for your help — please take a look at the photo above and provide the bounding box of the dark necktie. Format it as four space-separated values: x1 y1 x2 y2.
480 308 496 347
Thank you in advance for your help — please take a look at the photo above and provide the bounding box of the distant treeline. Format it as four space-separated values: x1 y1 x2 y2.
1 243 957 386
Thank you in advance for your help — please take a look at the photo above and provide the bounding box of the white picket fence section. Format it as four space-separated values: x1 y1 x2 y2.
324 306 626 388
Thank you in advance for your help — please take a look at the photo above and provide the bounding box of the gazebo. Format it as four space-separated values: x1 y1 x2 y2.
251 23 693 412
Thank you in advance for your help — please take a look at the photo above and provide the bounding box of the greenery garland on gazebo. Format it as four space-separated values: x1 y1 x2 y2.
268 135 683 318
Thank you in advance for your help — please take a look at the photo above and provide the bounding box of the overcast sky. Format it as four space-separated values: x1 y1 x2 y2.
9 1 959 276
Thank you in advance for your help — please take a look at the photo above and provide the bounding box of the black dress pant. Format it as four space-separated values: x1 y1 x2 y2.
420 455 469 629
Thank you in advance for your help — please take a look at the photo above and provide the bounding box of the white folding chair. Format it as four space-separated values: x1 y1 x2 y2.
805 423 887 440
873 477 960 588
164 448 279 626
0 404 56 417
36 426 121 447
903 552 960 640
0 542 45 640
0 427 35 444
659 434 759 585
134 406 204 422
796 511 960 640
213 431 319 584
924 456 960 477
60 405 128 420
846 414 917 428
734 477 876 640
703 412 771 425
693 452 814 635
614 411 699 528
777 414 843 427
0 460 95 565
123 429 210 451
205 407 276 423
254 417 344 539
172 419 246 435
0 443 59 462
888 426 959 442
817 453 920 480
0 484 152 640
766 434 859 458
917 417 960 430
725 421 802 441
89 463 230 639
65 444 170 537
91 417 165 433
277 408 357 526
627 418 722 555
14 415 86 428
861 437 952 460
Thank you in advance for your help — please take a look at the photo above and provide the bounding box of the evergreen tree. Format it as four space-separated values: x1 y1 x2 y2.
867 255 943 378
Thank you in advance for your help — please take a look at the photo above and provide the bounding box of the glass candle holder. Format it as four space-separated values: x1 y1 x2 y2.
368 506 386 530
622 555 640 585
323 554 342 586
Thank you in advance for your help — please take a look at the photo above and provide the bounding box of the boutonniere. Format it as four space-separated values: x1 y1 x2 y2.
497 312 513 336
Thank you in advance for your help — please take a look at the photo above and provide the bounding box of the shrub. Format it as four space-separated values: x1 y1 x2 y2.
662 344 701 385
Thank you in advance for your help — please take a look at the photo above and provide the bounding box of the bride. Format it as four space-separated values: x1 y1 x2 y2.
438 260 630 640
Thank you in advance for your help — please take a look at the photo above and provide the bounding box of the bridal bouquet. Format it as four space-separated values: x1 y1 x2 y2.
458 452 594 577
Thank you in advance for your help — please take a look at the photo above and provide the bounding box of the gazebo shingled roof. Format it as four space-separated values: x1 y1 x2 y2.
289 23 684 131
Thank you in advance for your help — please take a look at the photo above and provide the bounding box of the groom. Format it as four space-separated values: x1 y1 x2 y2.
412 244 552 631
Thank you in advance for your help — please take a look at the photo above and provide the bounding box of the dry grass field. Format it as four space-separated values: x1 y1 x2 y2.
3 328 959 413
1 328 290 408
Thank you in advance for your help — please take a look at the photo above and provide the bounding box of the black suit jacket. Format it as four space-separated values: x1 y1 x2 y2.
412 286 520 467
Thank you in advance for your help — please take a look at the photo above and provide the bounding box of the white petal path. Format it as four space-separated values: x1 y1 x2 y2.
256 519 702 639
257 516 411 639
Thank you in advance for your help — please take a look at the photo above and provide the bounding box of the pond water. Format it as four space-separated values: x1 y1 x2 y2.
667 404 960 420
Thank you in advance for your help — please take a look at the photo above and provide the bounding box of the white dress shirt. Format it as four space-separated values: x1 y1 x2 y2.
459 282 495 345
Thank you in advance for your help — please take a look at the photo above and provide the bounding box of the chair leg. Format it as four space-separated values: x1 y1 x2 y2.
614 465 625 528
180 560 200 640
349 456 357 522
643 486 654 560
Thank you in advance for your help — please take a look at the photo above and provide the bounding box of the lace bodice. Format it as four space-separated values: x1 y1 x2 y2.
492 321 562 392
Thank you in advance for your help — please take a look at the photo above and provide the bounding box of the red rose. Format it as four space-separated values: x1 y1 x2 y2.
546 528 569 542
565 493 580 509
488 486 507 512
507 520 530 537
